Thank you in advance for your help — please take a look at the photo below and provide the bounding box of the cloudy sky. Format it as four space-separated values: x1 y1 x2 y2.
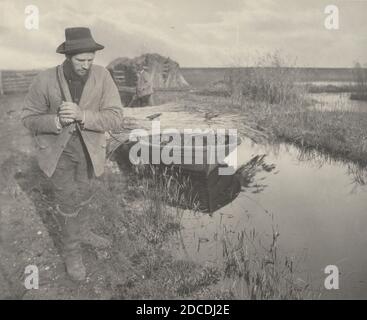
0 0 366 69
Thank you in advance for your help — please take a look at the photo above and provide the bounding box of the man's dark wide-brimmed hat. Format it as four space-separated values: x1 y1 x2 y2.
56 27 104 55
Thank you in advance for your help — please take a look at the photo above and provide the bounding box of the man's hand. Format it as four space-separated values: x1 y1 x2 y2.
56 115 72 128
58 102 84 123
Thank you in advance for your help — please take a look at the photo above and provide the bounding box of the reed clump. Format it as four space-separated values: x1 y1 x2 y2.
224 52 305 107
219 220 317 299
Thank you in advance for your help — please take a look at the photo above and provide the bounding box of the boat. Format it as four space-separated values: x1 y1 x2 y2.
108 131 242 212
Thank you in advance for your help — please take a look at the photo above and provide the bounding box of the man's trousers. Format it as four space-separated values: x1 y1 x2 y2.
49 130 95 258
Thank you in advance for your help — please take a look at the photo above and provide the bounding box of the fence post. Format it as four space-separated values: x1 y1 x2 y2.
0 71 3 95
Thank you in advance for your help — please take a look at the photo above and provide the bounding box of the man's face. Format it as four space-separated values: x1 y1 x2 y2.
70 52 95 76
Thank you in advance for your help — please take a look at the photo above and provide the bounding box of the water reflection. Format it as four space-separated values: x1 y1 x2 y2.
248 140 367 192
188 167 241 213
185 154 276 213
235 154 276 193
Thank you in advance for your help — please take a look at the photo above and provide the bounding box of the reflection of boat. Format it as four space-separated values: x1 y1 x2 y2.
188 165 241 213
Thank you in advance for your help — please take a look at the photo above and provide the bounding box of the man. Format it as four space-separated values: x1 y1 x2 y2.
135 64 154 107
22 27 124 281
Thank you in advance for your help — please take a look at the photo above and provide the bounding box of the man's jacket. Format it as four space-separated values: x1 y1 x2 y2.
136 70 154 98
22 63 123 177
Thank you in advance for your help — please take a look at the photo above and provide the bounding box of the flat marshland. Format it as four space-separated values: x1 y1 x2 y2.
0 62 366 299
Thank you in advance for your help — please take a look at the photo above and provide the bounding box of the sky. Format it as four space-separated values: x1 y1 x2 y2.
0 0 366 69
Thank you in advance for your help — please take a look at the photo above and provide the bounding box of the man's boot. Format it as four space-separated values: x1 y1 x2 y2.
60 214 87 281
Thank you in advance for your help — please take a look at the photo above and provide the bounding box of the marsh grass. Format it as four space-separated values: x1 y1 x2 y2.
128 164 200 244
219 219 317 299
266 105 367 167
223 52 306 108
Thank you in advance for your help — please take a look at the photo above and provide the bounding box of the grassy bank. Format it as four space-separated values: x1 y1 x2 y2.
263 107 367 167
245 92 367 168
165 89 367 168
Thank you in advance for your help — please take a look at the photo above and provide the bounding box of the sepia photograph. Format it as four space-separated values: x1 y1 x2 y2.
0 0 367 303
